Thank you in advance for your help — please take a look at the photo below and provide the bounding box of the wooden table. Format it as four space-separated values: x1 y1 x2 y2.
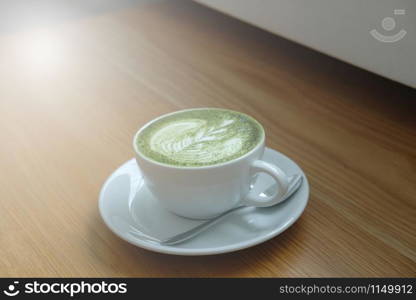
0 0 415 277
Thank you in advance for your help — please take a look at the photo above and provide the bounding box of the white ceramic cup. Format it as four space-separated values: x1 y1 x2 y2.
133 108 290 219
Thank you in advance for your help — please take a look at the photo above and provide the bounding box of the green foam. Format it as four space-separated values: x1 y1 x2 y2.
136 108 263 167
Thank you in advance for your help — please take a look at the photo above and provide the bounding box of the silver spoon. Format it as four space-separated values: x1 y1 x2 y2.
135 174 302 246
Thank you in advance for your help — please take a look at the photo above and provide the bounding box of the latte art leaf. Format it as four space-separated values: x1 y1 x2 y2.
137 109 263 167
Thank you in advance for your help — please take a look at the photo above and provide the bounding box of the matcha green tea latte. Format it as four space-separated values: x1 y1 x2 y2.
136 108 264 167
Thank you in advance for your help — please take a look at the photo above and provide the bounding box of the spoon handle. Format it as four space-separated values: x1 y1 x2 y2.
161 174 302 246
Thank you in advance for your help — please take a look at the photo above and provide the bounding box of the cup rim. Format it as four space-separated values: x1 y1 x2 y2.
132 107 266 170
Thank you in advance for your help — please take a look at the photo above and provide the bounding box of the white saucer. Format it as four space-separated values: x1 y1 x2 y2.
99 148 309 256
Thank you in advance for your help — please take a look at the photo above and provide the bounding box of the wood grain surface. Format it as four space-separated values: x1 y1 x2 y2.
0 0 415 277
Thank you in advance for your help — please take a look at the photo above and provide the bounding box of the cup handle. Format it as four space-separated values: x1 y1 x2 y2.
242 160 289 207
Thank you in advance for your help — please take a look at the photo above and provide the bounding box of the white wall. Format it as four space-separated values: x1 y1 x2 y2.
196 0 415 88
